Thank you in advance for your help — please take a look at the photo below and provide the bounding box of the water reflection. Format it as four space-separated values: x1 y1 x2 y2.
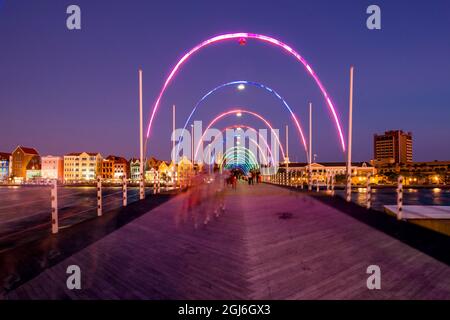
336 188 450 211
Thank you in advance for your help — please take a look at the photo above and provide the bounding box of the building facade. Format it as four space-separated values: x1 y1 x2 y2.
102 155 128 182
11 146 40 183
284 162 377 185
376 160 450 185
374 130 413 165
64 152 102 183
129 159 141 182
41 156 64 181
26 155 41 181
0 152 11 181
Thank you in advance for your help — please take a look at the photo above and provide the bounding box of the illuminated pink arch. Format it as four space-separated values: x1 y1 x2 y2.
146 32 346 152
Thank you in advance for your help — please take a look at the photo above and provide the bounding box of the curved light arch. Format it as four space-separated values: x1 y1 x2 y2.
194 109 286 161
214 125 275 165
179 80 308 155
222 146 259 166
146 32 346 153
220 146 259 174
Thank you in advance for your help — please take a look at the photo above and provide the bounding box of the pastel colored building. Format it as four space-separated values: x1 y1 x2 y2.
41 156 64 181
11 146 39 183
64 152 102 183
0 152 11 181
102 155 128 182
129 158 141 182
25 155 41 181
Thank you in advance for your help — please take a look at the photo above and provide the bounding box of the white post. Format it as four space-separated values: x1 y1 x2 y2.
301 171 304 189
139 69 145 200
153 170 157 194
285 124 289 174
316 179 319 192
397 175 404 220
191 124 194 164
157 171 161 193
331 172 335 196
122 175 127 207
366 173 371 209
308 102 312 191
50 179 58 234
97 176 102 216
172 104 176 162
346 66 354 202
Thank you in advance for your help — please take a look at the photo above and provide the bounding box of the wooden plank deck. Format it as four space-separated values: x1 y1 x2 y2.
6 182 450 299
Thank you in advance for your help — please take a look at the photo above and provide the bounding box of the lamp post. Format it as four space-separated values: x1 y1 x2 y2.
138 69 145 200
346 66 354 202
308 102 312 191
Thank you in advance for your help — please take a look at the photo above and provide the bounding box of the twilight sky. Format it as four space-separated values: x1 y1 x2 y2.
0 0 449 162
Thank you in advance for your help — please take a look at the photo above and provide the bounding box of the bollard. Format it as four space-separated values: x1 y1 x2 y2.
50 179 58 234
346 172 352 202
139 173 145 200
122 175 127 207
157 171 161 193
326 172 330 191
331 173 335 196
97 176 102 216
316 179 319 192
366 173 371 209
397 175 404 220
301 172 304 190
308 170 312 191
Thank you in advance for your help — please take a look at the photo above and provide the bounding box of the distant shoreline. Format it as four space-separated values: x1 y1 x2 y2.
0 183 448 190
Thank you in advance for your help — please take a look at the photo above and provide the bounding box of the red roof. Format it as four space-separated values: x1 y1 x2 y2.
16 146 38 155
0 152 11 160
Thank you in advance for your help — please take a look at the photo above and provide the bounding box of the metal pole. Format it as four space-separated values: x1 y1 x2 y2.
139 69 145 200
366 173 371 209
285 124 289 174
397 175 403 220
191 124 194 164
346 66 354 202
122 175 127 207
97 176 102 216
51 179 58 234
308 102 312 191
172 104 176 162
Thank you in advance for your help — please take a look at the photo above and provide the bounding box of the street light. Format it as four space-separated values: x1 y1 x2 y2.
237 84 245 91
236 112 242 117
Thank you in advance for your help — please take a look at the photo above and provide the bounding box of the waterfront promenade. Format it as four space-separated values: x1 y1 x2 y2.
6 182 450 299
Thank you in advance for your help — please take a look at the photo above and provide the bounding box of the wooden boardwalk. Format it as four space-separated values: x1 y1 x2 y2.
6 182 450 299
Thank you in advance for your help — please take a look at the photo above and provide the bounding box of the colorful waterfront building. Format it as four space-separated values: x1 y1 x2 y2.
41 155 64 181
129 158 140 182
26 155 42 181
11 146 39 183
102 155 128 182
0 152 11 181
64 152 102 183
285 162 377 185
